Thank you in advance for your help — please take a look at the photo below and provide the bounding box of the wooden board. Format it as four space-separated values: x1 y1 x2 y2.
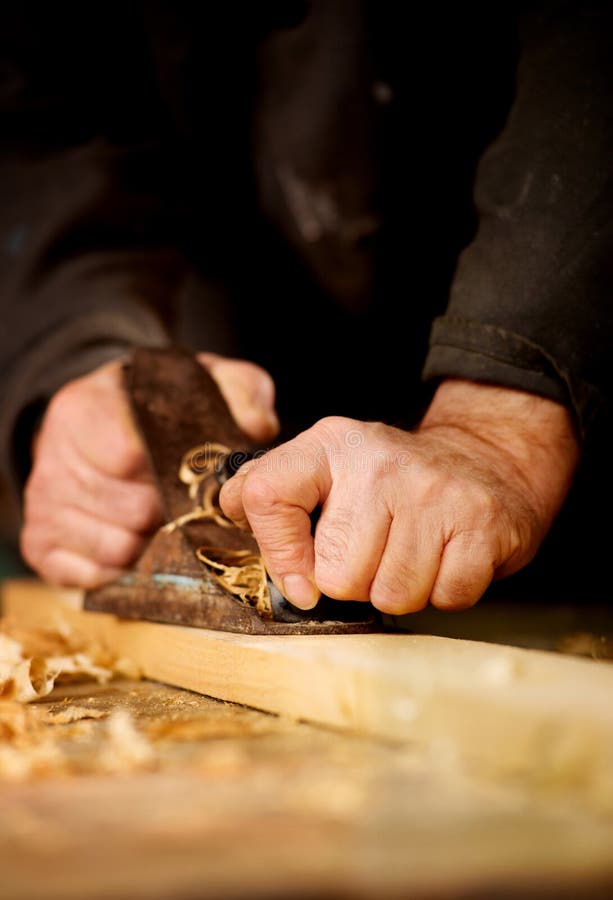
4 579 613 800
3 580 613 898
3 679 613 900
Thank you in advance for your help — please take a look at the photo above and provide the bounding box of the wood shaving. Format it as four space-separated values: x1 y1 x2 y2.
0 633 59 702
196 547 272 617
0 619 141 704
163 442 234 533
0 701 155 781
162 442 272 616
38 706 108 725
0 617 150 780
0 700 65 779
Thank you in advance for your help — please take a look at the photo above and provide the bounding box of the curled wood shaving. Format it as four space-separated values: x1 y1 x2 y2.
163 480 234 532
0 633 60 703
163 442 234 533
178 442 232 501
163 442 271 616
0 620 140 704
196 548 272 618
0 622 149 780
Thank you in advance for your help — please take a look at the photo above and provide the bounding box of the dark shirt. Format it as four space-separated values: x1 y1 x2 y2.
0 2 611 596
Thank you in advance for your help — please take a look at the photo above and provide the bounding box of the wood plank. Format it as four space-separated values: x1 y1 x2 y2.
3 578 613 796
4 680 613 900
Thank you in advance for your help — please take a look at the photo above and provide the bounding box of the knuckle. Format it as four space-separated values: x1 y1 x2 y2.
430 578 481 611
432 479 501 538
33 548 67 586
314 512 353 567
312 415 356 443
46 383 75 420
316 415 352 431
312 516 367 599
45 380 89 433
117 486 162 533
39 549 99 590
460 481 499 522
431 556 493 610
104 431 148 481
241 472 281 515
258 524 312 571
96 529 142 568
265 545 306 575
218 480 246 524
315 572 367 602
370 563 427 614
468 484 499 522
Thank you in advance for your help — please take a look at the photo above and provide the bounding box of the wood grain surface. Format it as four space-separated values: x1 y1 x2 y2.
2 579 613 899
4 579 613 792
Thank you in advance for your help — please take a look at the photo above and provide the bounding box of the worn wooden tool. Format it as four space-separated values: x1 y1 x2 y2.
85 346 379 635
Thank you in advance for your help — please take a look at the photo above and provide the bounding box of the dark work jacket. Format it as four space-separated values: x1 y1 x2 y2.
0 2 612 597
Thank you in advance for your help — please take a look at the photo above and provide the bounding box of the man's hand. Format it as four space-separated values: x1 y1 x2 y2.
20 354 279 588
220 380 580 613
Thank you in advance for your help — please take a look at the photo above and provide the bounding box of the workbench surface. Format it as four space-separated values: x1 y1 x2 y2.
2 677 613 900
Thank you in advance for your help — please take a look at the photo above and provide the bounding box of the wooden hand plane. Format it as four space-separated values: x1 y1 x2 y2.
85 346 380 635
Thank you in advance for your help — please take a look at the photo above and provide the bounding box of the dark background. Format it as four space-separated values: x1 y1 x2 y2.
0 2 608 607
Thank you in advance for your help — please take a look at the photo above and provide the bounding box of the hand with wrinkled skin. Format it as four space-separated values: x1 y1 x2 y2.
220 380 580 613
20 353 279 589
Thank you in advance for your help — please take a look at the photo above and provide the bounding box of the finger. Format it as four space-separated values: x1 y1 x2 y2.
369 513 442 615
224 436 332 609
44 506 147 569
218 461 257 530
53 361 151 481
29 454 164 535
430 534 495 610
35 548 124 590
241 472 319 609
198 353 280 441
69 472 163 535
313 487 391 601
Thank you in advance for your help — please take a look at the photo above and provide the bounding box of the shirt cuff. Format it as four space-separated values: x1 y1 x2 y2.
422 316 605 442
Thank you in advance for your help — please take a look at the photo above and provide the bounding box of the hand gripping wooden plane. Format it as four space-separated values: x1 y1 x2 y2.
85 347 380 635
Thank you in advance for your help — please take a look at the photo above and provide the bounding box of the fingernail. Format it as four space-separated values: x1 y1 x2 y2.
282 574 321 610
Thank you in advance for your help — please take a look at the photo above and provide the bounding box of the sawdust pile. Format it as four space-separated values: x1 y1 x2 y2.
0 618 140 703
0 618 149 781
0 702 155 781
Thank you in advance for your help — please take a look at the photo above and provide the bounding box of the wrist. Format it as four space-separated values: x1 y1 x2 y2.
418 379 580 533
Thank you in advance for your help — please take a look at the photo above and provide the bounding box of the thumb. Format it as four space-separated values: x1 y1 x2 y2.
197 353 280 442
220 431 331 609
